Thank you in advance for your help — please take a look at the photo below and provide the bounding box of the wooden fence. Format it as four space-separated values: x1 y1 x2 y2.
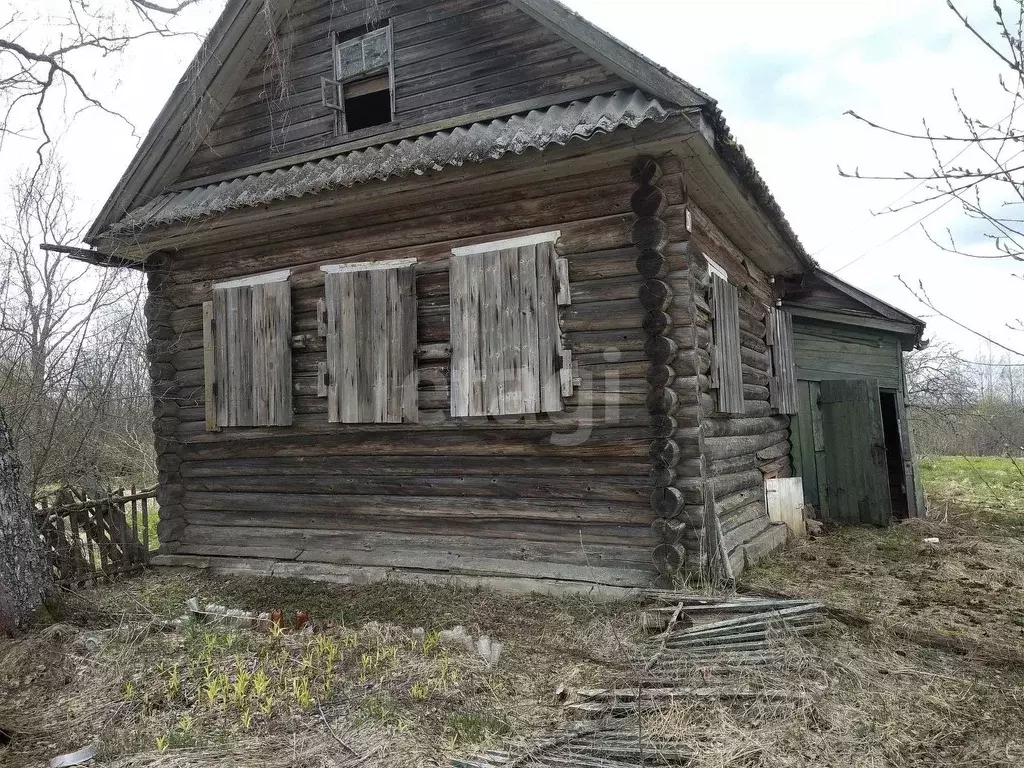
35 486 156 586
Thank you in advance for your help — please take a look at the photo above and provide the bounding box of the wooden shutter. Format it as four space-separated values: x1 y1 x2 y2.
710 274 744 414
210 271 292 428
323 259 418 424
770 307 799 415
450 240 563 417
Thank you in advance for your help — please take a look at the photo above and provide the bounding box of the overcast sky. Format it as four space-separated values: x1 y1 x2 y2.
4 0 1021 358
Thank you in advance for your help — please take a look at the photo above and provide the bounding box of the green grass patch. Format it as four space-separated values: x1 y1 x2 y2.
919 455 1024 531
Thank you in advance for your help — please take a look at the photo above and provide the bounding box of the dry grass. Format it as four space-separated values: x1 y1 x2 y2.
0 577 640 767
4 459 1024 766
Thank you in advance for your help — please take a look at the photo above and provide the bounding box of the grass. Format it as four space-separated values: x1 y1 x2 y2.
0 577 633 767
918 455 1024 530
3 456 1024 767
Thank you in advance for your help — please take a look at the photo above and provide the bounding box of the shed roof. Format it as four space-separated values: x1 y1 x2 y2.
785 268 927 349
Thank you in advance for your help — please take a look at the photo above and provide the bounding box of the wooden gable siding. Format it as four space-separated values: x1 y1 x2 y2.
179 0 627 183
792 320 902 390
685 208 791 580
149 156 700 588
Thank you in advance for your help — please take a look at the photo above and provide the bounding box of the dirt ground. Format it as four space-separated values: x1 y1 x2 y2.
2 458 1023 767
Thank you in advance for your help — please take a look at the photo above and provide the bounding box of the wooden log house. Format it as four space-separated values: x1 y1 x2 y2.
82 0 925 590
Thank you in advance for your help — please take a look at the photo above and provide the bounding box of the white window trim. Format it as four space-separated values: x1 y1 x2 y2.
214 269 291 290
321 258 417 274
705 254 728 282
451 231 561 257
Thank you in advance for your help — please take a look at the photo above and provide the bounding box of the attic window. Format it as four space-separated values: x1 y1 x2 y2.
322 23 395 134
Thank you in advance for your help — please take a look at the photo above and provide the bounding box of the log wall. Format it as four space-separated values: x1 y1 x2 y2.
181 0 627 181
150 155 702 589
685 206 793 579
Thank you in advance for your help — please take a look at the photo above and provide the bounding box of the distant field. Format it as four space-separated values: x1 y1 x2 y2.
919 455 1024 528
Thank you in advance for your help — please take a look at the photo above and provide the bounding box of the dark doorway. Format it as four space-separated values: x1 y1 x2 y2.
879 390 908 518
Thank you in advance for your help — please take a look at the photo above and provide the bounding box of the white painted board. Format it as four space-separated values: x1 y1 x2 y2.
765 477 806 536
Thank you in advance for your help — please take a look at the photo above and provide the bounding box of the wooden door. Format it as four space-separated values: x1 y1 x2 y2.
819 379 892 525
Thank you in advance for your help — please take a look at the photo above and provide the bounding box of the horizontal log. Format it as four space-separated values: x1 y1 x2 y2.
179 424 650 460
715 487 765 517
759 456 791 477
184 507 654 547
183 473 649 503
179 524 651 570
180 455 650 479
703 416 789 438
182 492 653 526
710 469 764 499
720 500 769 533
756 440 792 462
707 454 756 475
703 430 789 461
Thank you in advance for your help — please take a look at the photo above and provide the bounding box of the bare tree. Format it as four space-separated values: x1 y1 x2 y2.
0 156 147 496
0 0 208 163
0 405 49 635
841 0 1024 344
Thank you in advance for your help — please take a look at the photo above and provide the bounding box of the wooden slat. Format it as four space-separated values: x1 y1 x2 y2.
214 292 230 427
500 247 523 414
370 269 390 421
711 275 744 414
226 285 254 425
251 283 271 425
535 241 562 412
397 263 419 422
466 254 486 416
202 301 219 431
482 249 503 415
771 308 799 415
449 253 471 417
518 244 541 413
555 256 571 305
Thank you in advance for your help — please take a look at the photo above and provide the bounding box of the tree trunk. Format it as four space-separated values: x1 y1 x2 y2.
0 407 50 635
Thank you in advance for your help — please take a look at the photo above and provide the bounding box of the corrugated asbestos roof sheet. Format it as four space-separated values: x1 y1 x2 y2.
112 90 676 233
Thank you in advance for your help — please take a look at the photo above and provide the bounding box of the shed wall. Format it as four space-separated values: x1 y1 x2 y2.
788 317 910 516
149 157 697 589
792 320 902 390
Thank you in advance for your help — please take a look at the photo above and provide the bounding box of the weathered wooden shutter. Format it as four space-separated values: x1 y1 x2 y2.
322 259 418 424
450 239 565 417
769 307 799 415
209 271 293 428
710 274 744 414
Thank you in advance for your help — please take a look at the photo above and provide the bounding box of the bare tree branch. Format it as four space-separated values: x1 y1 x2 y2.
0 0 208 165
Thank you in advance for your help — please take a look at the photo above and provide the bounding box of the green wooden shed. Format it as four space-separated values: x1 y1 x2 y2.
781 269 926 525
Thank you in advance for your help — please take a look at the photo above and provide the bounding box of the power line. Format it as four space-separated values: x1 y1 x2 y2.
833 195 957 272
